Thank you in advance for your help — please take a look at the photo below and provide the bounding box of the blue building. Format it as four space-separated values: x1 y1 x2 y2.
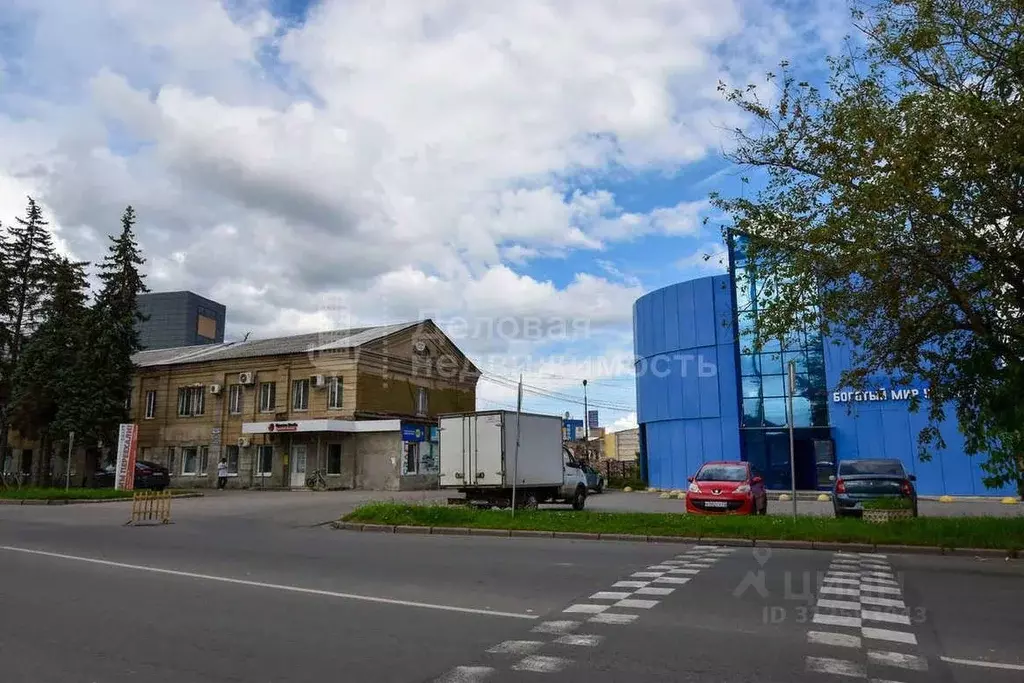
633 239 1016 497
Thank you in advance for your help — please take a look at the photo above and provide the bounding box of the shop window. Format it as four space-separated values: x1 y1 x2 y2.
403 442 419 475
256 445 274 476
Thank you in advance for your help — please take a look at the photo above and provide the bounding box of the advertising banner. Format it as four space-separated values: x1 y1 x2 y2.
114 423 139 490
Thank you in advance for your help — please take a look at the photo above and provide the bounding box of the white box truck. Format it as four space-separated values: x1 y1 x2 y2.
439 410 589 510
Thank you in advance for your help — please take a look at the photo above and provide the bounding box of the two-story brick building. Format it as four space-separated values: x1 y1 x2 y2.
129 320 478 490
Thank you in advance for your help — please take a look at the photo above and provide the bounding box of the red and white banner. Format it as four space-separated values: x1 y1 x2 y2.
114 423 139 490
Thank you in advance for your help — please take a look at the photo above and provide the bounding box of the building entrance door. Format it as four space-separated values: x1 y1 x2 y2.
290 445 307 488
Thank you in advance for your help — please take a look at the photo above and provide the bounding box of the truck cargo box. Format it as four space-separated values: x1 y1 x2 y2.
439 411 564 489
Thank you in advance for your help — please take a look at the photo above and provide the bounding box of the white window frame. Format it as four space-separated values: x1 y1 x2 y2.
327 443 343 475
181 446 199 475
256 445 274 477
259 382 276 413
145 390 157 419
177 387 205 417
327 376 343 410
228 384 243 415
224 445 240 476
198 446 209 475
292 378 310 411
416 387 428 415
402 442 420 475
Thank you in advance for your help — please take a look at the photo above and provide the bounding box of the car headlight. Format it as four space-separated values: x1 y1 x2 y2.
687 482 701 494
735 484 751 494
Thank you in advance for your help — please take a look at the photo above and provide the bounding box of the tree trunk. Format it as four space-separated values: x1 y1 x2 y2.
39 434 53 488
82 446 99 488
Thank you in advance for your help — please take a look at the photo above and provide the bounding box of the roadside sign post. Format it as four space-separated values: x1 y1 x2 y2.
65 431 75 491
787 361 797 518
511 375 523 518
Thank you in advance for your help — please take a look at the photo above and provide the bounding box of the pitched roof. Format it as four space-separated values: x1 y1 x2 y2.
132 321 421 368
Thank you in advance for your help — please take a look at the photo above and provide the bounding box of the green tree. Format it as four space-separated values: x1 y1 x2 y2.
9 258 92 485
87 206 148 454
0 198 56 476
712 0 1024 492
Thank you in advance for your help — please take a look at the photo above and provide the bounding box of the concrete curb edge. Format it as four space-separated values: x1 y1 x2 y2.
0 492 204 505
328 521 1020 559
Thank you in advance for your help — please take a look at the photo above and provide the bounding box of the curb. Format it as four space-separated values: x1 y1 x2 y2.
330 522 1019 558
0 492 205 505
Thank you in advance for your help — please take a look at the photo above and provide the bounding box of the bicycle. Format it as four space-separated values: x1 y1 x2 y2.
305 469 328 491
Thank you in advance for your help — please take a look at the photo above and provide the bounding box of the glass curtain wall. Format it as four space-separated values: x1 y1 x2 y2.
729 232 831 488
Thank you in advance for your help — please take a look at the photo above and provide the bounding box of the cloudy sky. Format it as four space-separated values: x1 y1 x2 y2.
0 0 849 431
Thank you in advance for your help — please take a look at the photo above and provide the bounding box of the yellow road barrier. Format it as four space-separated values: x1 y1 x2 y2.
126 490 172 525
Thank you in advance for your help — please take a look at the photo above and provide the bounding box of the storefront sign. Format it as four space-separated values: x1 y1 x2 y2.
114 423 139 491
832 387 931 403
268 422 299 433
401 423 426 442
429 426 439 443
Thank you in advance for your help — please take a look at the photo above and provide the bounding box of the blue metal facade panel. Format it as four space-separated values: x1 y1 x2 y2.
635 276 742 490
637 274 1014 497
824 338 1014 496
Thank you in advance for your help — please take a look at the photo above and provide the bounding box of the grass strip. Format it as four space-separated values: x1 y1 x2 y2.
343 502 1023 551
0 487 136 501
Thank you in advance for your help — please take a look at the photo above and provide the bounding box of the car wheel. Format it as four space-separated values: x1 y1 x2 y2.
572 486 587 511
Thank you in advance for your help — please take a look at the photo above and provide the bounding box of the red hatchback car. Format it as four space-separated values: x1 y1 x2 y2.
686 461 768 515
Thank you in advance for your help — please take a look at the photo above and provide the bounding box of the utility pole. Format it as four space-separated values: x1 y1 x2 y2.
582 379 589 462
787 360 798 518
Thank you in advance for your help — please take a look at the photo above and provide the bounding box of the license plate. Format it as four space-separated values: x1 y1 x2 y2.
704 501 728 509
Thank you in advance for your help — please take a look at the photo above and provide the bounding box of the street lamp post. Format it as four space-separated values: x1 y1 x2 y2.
582 379 589 463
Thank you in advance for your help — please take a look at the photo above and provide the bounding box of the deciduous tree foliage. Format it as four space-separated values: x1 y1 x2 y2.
712 0 1024 491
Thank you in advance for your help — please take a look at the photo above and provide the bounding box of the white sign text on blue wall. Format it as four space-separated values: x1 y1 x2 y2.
832 387 930 403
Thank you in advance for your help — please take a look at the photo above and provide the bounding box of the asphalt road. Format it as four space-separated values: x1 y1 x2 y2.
1 496 1022 683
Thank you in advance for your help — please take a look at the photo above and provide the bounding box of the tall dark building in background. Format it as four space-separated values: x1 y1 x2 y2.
137 291 226 350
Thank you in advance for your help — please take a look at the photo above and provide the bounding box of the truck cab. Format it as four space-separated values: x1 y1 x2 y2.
561 447 589 507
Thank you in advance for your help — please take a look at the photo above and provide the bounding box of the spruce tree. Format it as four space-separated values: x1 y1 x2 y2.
10 258 91 485
88 206 148 453
0 198 56 471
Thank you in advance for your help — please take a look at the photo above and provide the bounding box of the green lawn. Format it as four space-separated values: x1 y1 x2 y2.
0 487 136 501
343 503 1023 551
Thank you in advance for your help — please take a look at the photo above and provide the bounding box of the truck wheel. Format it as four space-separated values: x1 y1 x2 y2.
521 493 539 510
572 486 587 511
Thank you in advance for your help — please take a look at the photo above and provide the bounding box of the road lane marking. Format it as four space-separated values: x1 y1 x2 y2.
665 568 700 575
817 598 861 611
612 581 649 588
939 656 1024 671
590 591 633 600
0 545 536 620
829 571 862 578
808 631 862 648
861 610 911 625
862 627 917 645
859 595 904 609
435 666 494 682
859 584 901 596
820 586 861 597
868 650 928 671
614 598 659 609
813 613 862 628
630 572 663 578
511 655 571 673
588 612 637 625
532 621 579 634
861 576 899 586
487 641 543 655
806 656 866 677
645 565 675 570
634 587 674 596
822 577 861 586
652 576 691 585
554 634 602 647
563 604 608 614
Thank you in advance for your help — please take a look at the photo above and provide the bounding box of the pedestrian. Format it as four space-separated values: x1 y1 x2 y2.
217 458 229 490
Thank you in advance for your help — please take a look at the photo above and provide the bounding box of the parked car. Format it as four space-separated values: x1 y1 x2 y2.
90 460 171 491
580 463 605 493
831 458 918 517
686 461 767 515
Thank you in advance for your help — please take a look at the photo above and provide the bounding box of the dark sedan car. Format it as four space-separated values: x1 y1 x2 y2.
831 458 918 517
91 460 171 491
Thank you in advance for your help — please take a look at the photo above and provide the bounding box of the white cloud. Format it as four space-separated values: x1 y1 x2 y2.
0 0 849 414
608 413 639 433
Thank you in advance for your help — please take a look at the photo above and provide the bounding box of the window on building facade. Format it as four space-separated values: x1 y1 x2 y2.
228 384 243 415
224 445 239 475
177 387 205 417
145 390 157 419
402 442 419 475
327 376 343 409
327 443 343 475
416 387 428 415
259 382 276 413
292 378 310 411
181 446 209 475
256 445 273 476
